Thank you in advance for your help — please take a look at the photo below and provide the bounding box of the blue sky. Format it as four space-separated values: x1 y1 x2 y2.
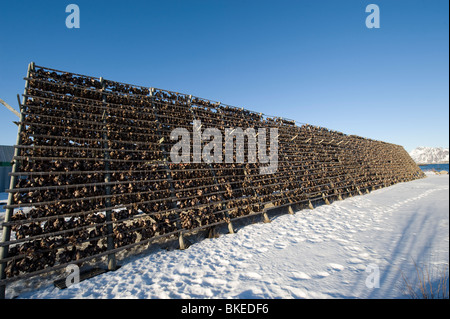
0 0 448 152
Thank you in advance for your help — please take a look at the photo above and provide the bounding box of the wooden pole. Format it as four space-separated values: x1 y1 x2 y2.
179 232 188 250
288 205 295 215
151 89 187 249
322 193 331 205
0 62 34 299
0 98 20 118
100 78 117 271
262 210 271 223
190 101 235 234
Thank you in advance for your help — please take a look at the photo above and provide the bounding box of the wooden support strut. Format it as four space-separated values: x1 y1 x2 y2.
100 77 117 271
262 209 271 223
287 205 295 215
322 193 331 205
151 88 189 250
191 102 236 234
0 62 34 299
0 98 20 118
189 98 222 239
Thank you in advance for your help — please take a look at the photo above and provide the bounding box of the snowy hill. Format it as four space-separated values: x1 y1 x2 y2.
409 147 449 164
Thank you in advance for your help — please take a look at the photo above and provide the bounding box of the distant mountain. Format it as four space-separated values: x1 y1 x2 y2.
409 147 449 164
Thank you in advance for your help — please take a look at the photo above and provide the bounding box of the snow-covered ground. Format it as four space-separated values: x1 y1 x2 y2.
6 173 450 299
0 192 7 207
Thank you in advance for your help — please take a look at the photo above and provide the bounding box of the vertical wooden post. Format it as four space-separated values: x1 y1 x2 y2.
356 186 363 196
262 210 271 223
288 205 295 215
100 78 117 271
151 89 187 249
322 193 331 205
189 99 235 234
0 62 34 299
206 226 218 239
178 232 188 250
213 104 236 234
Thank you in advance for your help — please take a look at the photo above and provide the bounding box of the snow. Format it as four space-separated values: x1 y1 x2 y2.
410 146 449 164
0 192 8 225
0 192 7 209
6 174 450 299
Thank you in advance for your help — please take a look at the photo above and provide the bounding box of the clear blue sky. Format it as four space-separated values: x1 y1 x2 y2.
0 0 448 152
